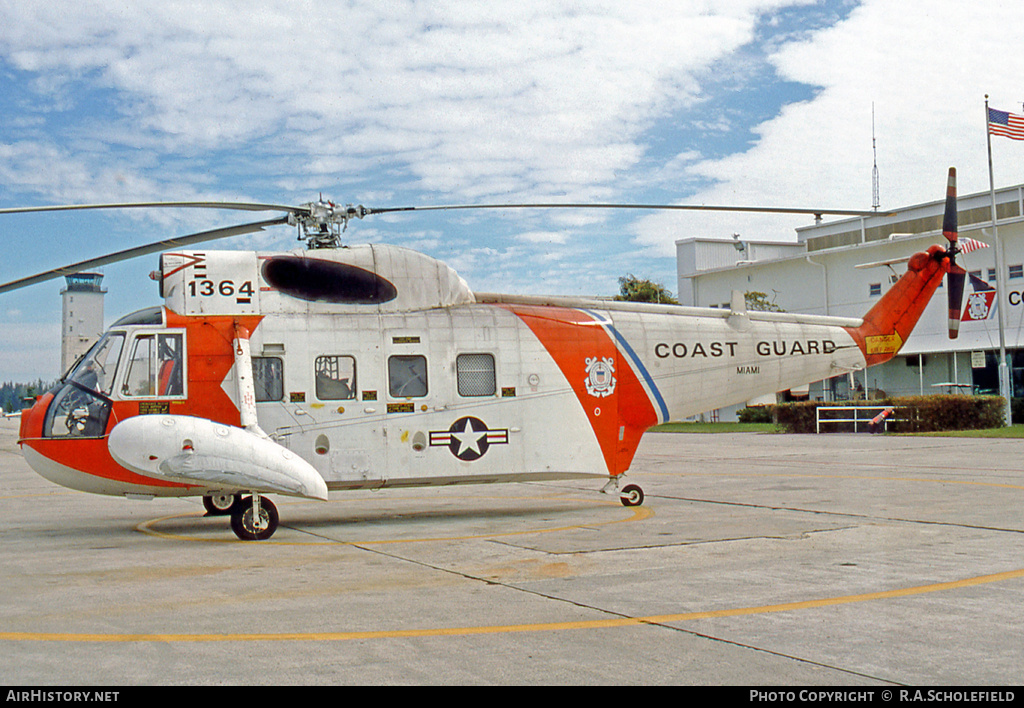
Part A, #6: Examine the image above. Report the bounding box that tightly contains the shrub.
[771,401,820,433]
[770,396,1005,434]
[737,406,773,424]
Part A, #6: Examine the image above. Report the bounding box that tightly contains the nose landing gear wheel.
[230,496,279,540]
[203,493,242,516]
[619,484,644,507]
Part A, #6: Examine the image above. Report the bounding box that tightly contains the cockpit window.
[67,332,125,397]
[44,384,112,438]
[42,332,124,438]
[122,332,185,397]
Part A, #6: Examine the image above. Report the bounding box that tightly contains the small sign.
[865,332,903,355]
[971,351,986,369]
[138,401,170,415]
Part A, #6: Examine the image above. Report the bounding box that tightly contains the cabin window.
[253,357,284,401]
[122,332,185,397]
[315,355,357,400]
[1010,264,1023,280]
[869,283,882,297]
[457,353,496,397]
[388,355,428,398]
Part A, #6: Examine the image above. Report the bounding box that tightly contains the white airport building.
[676,181,1024,420]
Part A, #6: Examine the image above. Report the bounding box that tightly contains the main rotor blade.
[0,216,289,295]
[365,203,887,219]
[0,201,305,216]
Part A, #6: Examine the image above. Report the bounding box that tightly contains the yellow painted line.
[3,568,1022,643]
[654,470,1024,491]
[136,498,654,545]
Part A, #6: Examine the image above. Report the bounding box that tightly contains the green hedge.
[737,405,773,424]
[768,395,1006,434]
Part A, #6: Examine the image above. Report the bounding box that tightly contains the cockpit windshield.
[65,332,125,397]
[43,332,125,438]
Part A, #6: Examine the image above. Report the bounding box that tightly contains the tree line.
[1,380,54,413]
[616,274,783,311]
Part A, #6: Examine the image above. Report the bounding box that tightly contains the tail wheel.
[203,493,242,516]
[230,496,279,541]
[620,484,644,507]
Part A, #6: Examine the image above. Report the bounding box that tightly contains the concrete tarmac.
[1,416,1022,686]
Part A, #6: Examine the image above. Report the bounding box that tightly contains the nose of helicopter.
[18,391,52,443]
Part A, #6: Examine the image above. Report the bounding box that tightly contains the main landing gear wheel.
[203,493,243,516]
[230,496,279,541]
[619,484,644,507]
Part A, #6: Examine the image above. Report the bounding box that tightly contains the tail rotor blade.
[947,265,966,339]
[941,167,964,339]
[942,167,958,245]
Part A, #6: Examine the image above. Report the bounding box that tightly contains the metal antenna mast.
[872,103,880,211]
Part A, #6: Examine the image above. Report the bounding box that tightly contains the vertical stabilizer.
[845,246,949,367]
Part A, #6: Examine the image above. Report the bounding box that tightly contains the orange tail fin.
[844,245,949,366]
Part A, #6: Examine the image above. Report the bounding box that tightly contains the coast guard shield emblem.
[584,356,616,398]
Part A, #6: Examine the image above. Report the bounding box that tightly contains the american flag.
[959,237,989,253]
[988,107,1024,140]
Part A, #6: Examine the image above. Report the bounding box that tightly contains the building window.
[315,355,356,400]
[253,357,284,402]
[989,268,997,283]
[869,283,882,297]
[457,353,496,397]
[389,355,428,398]
[1010,264,1023,280]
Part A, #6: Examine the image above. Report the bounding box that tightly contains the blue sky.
[2,0,1024,381]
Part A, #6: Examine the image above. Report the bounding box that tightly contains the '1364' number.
[188,279,255,298]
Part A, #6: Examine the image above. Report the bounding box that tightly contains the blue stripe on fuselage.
[581,309,669,423]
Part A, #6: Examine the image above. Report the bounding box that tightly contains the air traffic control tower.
[61,272,106,373]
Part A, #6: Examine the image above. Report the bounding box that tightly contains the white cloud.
[632,0,1024,257]
[0,0,802,205]
[514,230,570,245]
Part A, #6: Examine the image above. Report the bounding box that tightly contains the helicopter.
[3,169,967,540]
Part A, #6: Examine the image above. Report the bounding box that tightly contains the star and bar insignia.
[429,416,509,461]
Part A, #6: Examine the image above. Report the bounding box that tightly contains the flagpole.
[985,95,1013,425]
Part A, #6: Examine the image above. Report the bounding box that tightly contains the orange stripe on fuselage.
[503,306,657,476]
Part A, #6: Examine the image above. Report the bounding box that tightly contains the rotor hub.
[290,200,368,248]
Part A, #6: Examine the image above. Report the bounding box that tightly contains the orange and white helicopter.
[3,169,967,540]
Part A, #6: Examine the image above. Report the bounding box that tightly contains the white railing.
[815,405,906,434]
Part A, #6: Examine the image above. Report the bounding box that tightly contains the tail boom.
[845,245,949,366]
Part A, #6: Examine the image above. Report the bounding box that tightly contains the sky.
[2,0,1024,381]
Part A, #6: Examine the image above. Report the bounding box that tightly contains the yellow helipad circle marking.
[3,567,1022,643]
[135,495,653,544]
